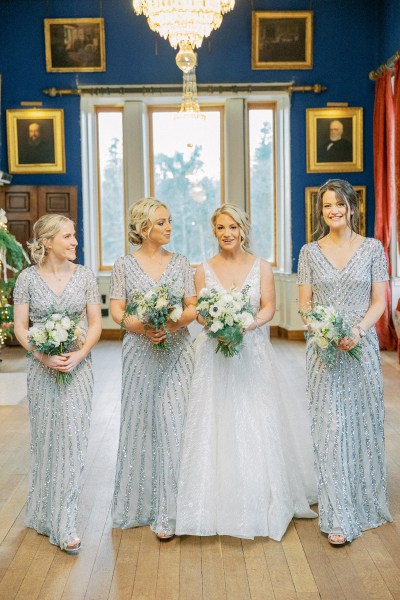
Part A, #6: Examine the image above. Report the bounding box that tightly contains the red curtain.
[394,58,400,250]
[394,58,400,360]
[373,70,398,350]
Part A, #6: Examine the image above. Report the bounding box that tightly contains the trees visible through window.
[97,108,125,269]
[248,103,276,263]
[149,107,223,264]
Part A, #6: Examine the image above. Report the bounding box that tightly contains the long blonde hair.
[27,214,74,265]
[211,204,251,252]
[128,197,169,245]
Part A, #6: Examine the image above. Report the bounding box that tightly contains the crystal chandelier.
[132,0,235,71]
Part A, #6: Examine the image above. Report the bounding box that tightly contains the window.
[248,103,276,264]
[82,91,291,273]
[149,106,223,264]
[96,107,125,269]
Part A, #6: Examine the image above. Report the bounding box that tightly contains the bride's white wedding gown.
[176,258,318,540]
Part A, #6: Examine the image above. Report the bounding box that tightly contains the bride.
[176,204,317,540]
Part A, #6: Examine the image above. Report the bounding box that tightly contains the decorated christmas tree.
[0,209,30,357]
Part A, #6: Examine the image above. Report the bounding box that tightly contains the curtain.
[394,58,400,250]
[394,58,400,360]
[373,70,398,350]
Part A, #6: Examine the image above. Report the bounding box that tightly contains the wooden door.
[0,185,38,251]
[0,185,78,252]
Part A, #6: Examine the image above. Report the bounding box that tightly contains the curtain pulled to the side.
[393,58,400,360]
[373,69,398,351]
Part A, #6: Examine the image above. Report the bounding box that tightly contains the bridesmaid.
[110,197,196,539]
[298,179,392,545]
[13,214,102,554]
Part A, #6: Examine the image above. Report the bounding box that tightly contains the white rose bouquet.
[196,286,255,357]
[27,311,86,385]
[122,283,183,350]
[299,303,362,366]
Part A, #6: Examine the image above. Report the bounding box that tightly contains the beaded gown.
[298,239,392,542]
[13,265,100,549]
[110,253,195,535]
[176,259,317,540]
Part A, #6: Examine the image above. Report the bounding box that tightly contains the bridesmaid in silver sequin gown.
[298,179,392,546]
[13,215,102,554]
[110,198,196,539]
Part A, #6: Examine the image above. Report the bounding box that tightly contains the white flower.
[45,320,55,331]
[29,326,47,344]
[225,315,234,326]
[51,313,63,321]
[54,324,69,342]
[239,312,254,329]
[210,320,224,332]
[61,316,71,329]
[155,296,168,310]
[315,336,329,349]
[210,304,222,317]
[144,290,155,300]
[169,305,183,322]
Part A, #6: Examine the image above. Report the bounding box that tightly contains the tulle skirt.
[176,328,318,541]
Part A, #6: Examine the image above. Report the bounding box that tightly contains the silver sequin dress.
[298,238,392,542]
[176,259,318,540]
[110,253,195,534]
[13,265,100,549]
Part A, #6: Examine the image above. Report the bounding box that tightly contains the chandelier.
[132,0,235,71]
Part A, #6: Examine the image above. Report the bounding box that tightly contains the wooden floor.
[0,339,399,600]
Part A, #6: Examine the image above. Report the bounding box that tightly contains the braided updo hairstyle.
[128,197,168,245]
[211,203,251,252]
[27,214,74,265]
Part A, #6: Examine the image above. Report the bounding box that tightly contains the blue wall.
[0,0,391,269]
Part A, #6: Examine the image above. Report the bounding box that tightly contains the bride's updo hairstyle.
[128,197,168,245]
[211,203,251,252]
[314,179,360,241]
[27,214,74,266]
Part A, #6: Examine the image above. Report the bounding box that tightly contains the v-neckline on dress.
[131,252,176,284]
[206,258,258,292]
[315,238,367,272]
[34,264,79,297]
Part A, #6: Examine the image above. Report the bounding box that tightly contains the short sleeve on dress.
[110,257,126,300]
[13,268,31,304]
[371,239,389,282]
[297,245,313,285]
[182,256,196,297]
[84,267,101,304]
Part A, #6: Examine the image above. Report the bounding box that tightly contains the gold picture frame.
[44,18,106,72]
[252,11,313,70]
[6,108,66,174]
[305,186,366,243]
[306,107,363,173]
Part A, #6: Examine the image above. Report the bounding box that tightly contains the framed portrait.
[44,18,106,72]
[6,108,66,174]
[252,11,313,70]
[305,186,366,243]
[306,107,363,173]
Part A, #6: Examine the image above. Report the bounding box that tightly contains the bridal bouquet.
[27,310,86,385]
[196,286,255,357]
[299,303,362,366]
[122,284,183,350]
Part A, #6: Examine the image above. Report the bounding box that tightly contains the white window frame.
[80,90,292,274]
